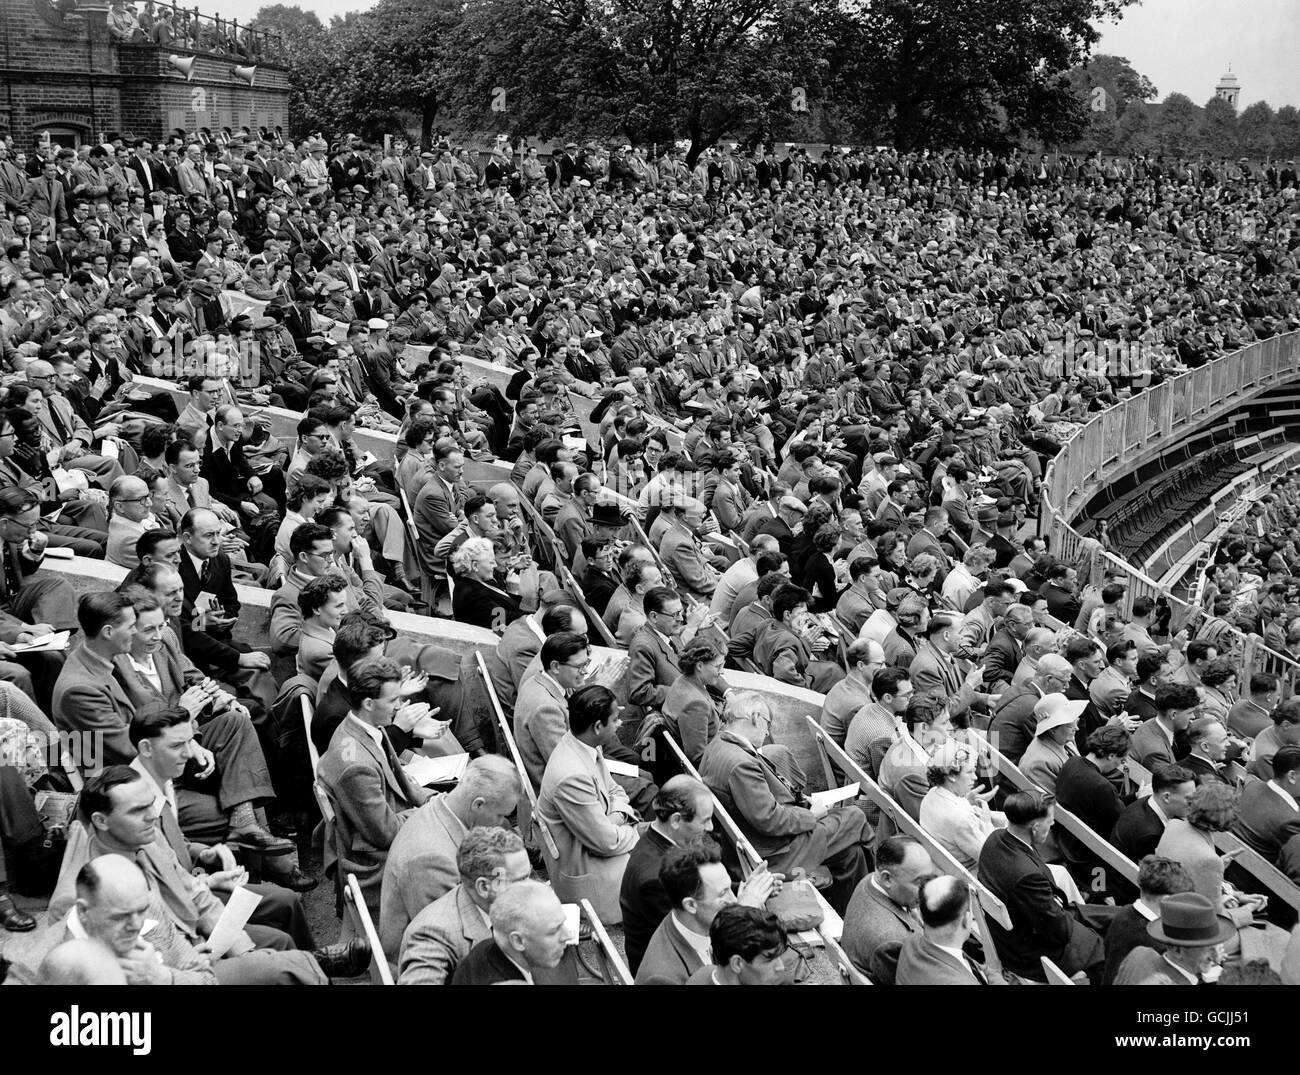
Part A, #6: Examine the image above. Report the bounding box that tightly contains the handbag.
[765,877,825,933]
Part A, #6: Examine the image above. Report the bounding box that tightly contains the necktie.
[48,398,70,444]
[200,559,212,587]
[965,955,987,984]
[186,485,196,509]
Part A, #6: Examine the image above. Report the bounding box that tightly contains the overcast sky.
[226,0,1298,110]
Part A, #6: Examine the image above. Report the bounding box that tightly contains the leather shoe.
[228,828,296,854]
[265,864,319,893]
[0,895,36,932]
[313,938,371,978]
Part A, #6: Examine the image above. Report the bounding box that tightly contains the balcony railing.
[1040,330,1300,688]
[105,2,284,61]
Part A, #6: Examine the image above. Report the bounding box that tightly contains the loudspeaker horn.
[232,65,257,86]
[167,54,196,81]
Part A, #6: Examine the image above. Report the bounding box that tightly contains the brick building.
[0,0,288,149]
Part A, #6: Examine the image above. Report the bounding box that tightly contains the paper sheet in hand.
[403,752,469,786]
[808,783,859,812]
[604,758,640,779]
[39,546,74,560]
[353,451,378,474]
[11,629,70,653]
[206,885,262,959]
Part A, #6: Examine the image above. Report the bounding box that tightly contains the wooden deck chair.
[558,563,618,648]
[579,898,633,985]
[805,715,1013,979]
[1041,955,1075,985]
[661,730,762,877]
[473,651,559,860]
[1213,831,1300,917]
[823,932,872,985]
[344,873,394,985]
[399,483,445,608]
[983,737,1139,886]
[302,695,321,779]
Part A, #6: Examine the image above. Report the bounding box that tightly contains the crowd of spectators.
[0,121,1298,986]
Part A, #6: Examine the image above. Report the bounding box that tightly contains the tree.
[254,0,461,145]
[1274,105,1300,160]
[1237,101,1275,161]
[440,0,842,163]
[1198,96,1237,158]
[1114,101,1155,156]
[836,0,1139,151]
[1067,54,1157,118]
[1154,93,1198,157]
[251,4,334,137]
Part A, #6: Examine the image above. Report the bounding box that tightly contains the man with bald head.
[660,495,725,598]
[106,475,161,568]
[10,854,218,984]
[37,939,128,985]
[822,638,887,748]
[711,531,780,619]
[378,755,523,969]
[1011,627,1059,688]
[451,879,570,984]
[26,358,125,490]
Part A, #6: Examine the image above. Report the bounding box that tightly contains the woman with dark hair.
[661,640,727,766]
[798,521,845,614]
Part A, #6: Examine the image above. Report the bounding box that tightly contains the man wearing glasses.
[105,475,161,568]
[25,358,125,491]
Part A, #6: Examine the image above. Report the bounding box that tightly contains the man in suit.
[1129,683,1198,770]
[981,603,1033,689]
[483,597,579,718]
[841,836,934,983]
[270,521,383,655]
[398,826,532,985]
[627,586,685,713]
[1232,746,1300,882]
[378,756,520,971]
[1101,855,1193,985]
[53,592,140,772]
[659,497,724,599]
[897,874,990,985]
[1113,892,1234,985]
[820,639,885,749]
[635,840,775,984]
[176,508,275,708]
[451,879,570,985]
[910,613,994,720]
[49,768,334,985]
[700,698,871,913]
[413,442,467,566]
[904,507,953,582]
[201,404,279,533]
[6,854,218,985]
[23,158,67,228]
[536,686,642,924]
[1110,764,1196,863]
[619,776,718,974]
[516,631,590,788]
[316,656,432,917]
[1178,717,1233,787]
[836,558,885,635]
[977,790,1107,983]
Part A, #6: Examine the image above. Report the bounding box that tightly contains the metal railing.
[1039,330,1300,687]
[108,3,284,60]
